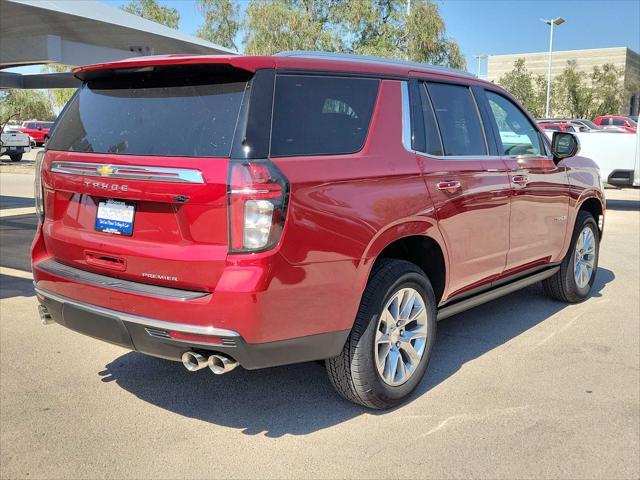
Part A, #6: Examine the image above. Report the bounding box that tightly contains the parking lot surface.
[1,167,638,479]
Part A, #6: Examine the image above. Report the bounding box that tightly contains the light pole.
[541,17,565,118]
[474,54,488,79]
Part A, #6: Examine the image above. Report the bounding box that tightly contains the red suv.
[593,115,637,133]
[20,120,54,145]
[32,52,605,409]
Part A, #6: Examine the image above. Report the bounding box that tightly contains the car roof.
[72,51,494,87]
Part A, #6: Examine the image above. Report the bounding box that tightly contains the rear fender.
[356,219,449,293]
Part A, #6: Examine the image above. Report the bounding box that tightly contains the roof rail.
[275,50,474,78]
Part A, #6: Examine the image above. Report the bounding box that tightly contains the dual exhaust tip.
[181,351,238,375]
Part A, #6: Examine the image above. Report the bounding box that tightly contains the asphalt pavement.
[0,166,638,479]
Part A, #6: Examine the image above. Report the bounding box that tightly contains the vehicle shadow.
[0,274,35,299]
[0,195,34,209]
[102,268,614,437]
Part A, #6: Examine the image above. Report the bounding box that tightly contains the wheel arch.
[358,220,448,305]
[577,195,604,232]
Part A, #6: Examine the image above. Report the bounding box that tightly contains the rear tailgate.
[1,131,30,147]
[39,64,252,293]
[41,151,229,292]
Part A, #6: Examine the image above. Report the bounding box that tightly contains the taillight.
[228,160,289,253]
[34,150,45,222]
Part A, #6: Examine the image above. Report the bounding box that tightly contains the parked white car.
[545,128,640,187]
[0,126,31,162]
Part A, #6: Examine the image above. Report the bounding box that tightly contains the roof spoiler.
[73,55,257,81]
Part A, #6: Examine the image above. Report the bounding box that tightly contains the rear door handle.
[436,180,461,193]
[512,175,528,187]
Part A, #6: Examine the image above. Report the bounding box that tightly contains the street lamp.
[474,54,488,79]
[541,17,565,117]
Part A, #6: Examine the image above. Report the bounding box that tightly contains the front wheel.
[326,259,437,409]
[543,211,600,303]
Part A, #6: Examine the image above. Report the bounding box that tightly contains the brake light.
[228,161,289,252]
[34,150,45,222]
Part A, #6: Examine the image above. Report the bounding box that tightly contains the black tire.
[543,211,599,303]
[9,154,22,162]
[326,259,437,409]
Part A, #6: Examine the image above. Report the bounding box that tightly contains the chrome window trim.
[401,81,413,151]
[35,287,240,337]
[50,162,205,184]
[401,80,501,161]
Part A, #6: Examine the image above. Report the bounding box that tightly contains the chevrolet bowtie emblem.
[96,165,114,177]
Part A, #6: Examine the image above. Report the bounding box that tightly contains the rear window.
[48,72,248,157]
[270,75,379,157]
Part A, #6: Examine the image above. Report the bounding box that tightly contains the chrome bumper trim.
[35,287,240,337]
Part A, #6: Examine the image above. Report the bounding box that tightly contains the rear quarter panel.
[270,79,442,334]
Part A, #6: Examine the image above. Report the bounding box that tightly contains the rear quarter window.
[270,75,379,157]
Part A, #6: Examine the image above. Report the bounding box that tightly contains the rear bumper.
[1,145,29,155]
[36,286,349,369]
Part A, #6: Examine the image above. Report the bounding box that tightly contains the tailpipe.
[181,351,209,372]
[39,304,54,325]
[208,354,238,375]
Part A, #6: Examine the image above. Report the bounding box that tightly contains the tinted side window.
[418,83,444,156]
[611,118,625,126]
[426,83,487,156]
[270,75,379,157]
[599,118,609,125]
[486,91,542,156]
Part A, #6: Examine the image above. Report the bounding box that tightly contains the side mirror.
[551,132,579,163]
[579,126,589,132]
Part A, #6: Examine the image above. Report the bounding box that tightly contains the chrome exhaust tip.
[39,304,54,325]
[181,351,209,372]
[208,354,239,375]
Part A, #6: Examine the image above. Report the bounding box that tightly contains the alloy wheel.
[374,288,429,386]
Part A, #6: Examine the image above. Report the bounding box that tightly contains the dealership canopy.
[0,0,237,89]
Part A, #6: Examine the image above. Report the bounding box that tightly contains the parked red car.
[538,122,577,133]
[32,52,605,408]
[20,120,54,145]
[593,115,637,133]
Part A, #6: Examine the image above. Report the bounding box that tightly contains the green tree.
[406,1,465,69]
[553,60,593,118]
[590,63,625,117]
[240,0,465,68]
[243,0,340,55]
[0,90,55,122]
[497,58,546,117]
[121,0,179,28]
[196,0,240,50]
[331,0,465,68]
[40,64,76,112]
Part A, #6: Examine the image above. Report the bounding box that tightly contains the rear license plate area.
[95,199,135,236]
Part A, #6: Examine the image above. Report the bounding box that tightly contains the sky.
[9,0,640,76]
